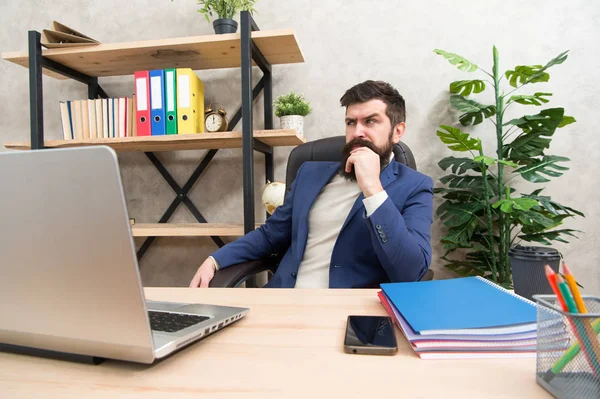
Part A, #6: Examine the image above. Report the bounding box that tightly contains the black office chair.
[209,136,434,287]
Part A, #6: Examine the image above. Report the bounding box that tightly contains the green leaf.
[438,156,480,174]
[519,229,581,245]
[492,198,539,213]
[504,108,565,161]
[508,92,552,106]
[436,125,482,151]
[434,49,478,72]
[518,211,556,228]
[473,155,496,166]
[497,159,519,168]
[435,188,483,202]
[440,174,497,192]
[450,95,496,126]
[504,51,569,88]
[558,115,576,128]
[505,65,549,88]
[521,191,585,217]
[514,155,570,183]
[449,80,486,96]
[437,201,484,228]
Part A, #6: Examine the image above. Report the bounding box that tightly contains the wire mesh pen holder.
[533,295,600,399]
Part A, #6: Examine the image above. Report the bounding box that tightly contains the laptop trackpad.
[145,300,191,312]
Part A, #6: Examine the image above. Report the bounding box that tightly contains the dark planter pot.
[508,245,561,301]
[213,18,238,34]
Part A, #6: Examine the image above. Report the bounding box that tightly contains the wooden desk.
[0,288,550,398]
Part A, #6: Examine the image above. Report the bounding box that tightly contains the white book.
[118,97,126,138]
[95,99,103,139]
[59,101,72,140]
[88,99,97,139]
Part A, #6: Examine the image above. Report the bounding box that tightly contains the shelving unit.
[4,129,304,152]
[2,12,305,263]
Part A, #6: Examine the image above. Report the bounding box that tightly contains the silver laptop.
[0,146,248,364]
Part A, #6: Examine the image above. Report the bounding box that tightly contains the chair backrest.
[285,136,416,190]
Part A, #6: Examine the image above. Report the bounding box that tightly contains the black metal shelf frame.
[27,11,273,262]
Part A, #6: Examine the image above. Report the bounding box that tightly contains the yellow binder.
[176,68,205,134]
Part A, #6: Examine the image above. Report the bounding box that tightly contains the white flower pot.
[279,115,304,134]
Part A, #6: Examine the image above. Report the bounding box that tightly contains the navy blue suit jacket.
[212,160,434,288]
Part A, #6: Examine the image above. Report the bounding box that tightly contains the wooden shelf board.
[131,223,262,237]
[4,129,306,152]
[1,29,304,80]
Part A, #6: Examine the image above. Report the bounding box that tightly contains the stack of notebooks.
[378,276,559,359]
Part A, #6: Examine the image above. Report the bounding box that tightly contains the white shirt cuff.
[208,256,220,271]
[363,190,388,218]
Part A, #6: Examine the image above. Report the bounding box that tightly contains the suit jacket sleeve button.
[291,272,297,278]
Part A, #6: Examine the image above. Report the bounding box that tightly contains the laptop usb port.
[204,328,210,335]
[218,323,223,329]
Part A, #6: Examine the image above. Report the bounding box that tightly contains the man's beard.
[338,135,394,181]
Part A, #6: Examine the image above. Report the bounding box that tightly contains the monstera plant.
[433,47,584,287]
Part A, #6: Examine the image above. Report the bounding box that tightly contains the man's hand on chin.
[344,146,384,197]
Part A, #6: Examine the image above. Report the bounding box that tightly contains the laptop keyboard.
[148,311,209,333]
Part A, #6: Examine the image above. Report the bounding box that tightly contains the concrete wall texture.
[1,0,598,294]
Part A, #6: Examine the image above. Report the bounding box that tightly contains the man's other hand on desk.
[189,258,217,288]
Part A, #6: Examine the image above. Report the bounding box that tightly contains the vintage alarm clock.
[204,103,229,132]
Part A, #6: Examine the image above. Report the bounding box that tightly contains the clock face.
[206,114,223,132]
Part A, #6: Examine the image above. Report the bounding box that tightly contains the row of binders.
[58,68,205,140]
[134,68,205,136]
[59,97,135,140]
[378,276,554,359]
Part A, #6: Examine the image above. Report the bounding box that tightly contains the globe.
[261,181,286,215]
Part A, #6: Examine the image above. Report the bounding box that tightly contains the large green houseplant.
[433,47,584,287]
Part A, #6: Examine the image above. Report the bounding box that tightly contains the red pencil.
[544,265,568,310]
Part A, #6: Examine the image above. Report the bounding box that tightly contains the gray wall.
[1,0,598,294]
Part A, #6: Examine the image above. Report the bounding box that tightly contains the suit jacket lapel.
[339,161,400,232]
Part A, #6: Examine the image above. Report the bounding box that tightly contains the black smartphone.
[343,315,398,355]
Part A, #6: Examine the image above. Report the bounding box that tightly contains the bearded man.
[190,80,434,289]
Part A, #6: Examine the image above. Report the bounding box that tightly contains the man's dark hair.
[340,80,406,127]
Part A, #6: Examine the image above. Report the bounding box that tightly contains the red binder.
[134,70,151,136]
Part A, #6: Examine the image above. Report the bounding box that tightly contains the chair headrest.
[285,136,416,189]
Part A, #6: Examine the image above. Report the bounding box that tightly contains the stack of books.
[59,97,134,140]
[378,276,564,359]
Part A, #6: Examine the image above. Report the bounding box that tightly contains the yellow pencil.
[563,263,587,313]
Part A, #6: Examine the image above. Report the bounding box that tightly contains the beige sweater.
[295,174,388,288]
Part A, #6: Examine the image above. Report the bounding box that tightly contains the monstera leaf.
[519,229,581,245]
[508,92,552,106]
[450,95,496,126]
[522,189,584,217]
[438,156,480,174]
[504,108,565,161]
[514,155,570,183]
[437,201,484,228]
[504,51,568,88]
[436,125,482,151]
[434,49,478,72]
[450,80,486,96]
[492,197,539,213]
[439,174,497,192]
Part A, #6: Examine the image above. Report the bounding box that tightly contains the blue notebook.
[380,276,537,336]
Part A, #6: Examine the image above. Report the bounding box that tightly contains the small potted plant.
[273,91,311,135]
[197,0,258,34]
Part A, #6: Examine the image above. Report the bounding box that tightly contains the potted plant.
[433,46,584,291]
[274,91,311,135]
[175,0,258,34]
